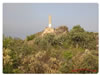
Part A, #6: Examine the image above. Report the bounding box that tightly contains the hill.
[3,25,98,73]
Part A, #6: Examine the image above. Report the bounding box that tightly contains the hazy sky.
[3,3,98,39]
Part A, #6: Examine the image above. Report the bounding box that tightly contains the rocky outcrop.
[41,26,68,36]
[55,26,68,35]
[41,27,55,36]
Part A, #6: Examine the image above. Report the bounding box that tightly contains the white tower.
[48,16,52,28]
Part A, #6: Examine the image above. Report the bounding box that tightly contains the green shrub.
[27,34,36,41]
[3,37,13,48]
[63,50,73,60]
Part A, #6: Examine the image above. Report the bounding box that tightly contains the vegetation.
[27,34,36,41]
[3,25,98,73]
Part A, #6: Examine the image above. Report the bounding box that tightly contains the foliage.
[3,48,13,73]
[68,25,97,49]
[3,36,13,48]
[63,50,73,60]
[60,49,98,73]
[3,25,98,73]
[27,34,36,41]
[34,34,60,49]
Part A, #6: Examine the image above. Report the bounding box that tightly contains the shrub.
[60,50,98,73]
[3,36,13,48]
[27,34,36,41]
[3,48,13,73]
[63,50,73,60]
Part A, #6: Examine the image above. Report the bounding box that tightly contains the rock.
[41,26,68,36]
[41,27,55,36]
[55,26,68,35]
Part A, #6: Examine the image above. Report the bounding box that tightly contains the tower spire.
[48,16,52,27]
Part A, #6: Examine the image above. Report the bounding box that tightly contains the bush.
[3,48,13,73]
[34,34,57,49]
[18,51,62,73]
[63,50,73,60]
[3,36,13,48]
[60,50,98,73]
[68,25,97,49]
[27,34,36,41]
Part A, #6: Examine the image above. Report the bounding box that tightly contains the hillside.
[3,25,98,73]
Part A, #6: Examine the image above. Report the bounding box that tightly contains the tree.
[68,25,86,48]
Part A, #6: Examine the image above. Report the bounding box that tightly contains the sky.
[3,3,98,39]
